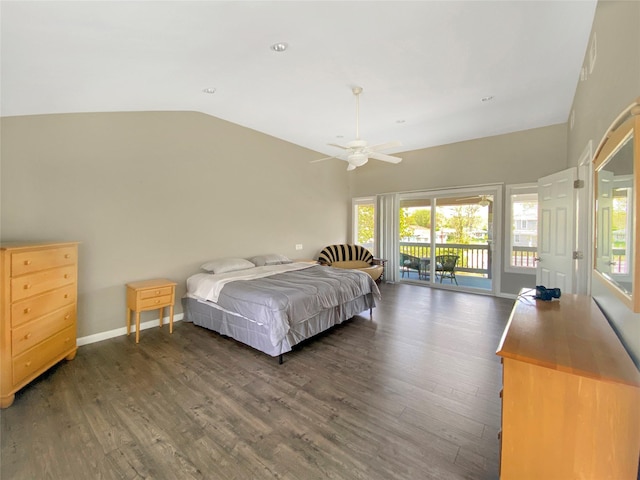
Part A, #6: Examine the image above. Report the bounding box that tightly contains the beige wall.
[349,123,568,295]
[0,111,350,337]
[568,0,640,365]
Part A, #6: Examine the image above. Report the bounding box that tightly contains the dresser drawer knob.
[64,274,70,279]
[64,337,70,343]
[65,314,70,320]
[24,260,32,266]
[23,284,31,290]
[155,299,160,304]
[25,361,31,367]
[64,254,71,259]
[155,290,160,294]
[24,333,32,340]
[64,294,69,299]
[23,307,31,314]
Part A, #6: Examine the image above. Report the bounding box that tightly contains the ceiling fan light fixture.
[348,152,368,167]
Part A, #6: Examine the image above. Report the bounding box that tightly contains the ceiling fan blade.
[327,143,350,150]
[346,164,357,171]
[368,140,402,152]
[368,152,402,164]
[310,155,339,164]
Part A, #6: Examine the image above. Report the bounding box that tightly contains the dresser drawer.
[11,265,76,302]
[139,294,173,310]
[11,246,77,277]
[12,306,75,356]
[139,286,173,300]
[12,325,76,386]
[11,284,76,327]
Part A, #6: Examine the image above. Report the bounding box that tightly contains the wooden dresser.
[496,291,640,479]
[0,242,79,408]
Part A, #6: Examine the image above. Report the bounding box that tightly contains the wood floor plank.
[1,283,513,479]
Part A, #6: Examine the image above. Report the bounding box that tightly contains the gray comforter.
[215,265,380,346]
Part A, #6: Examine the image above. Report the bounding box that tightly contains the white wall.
[1,111,350,337]
[567,0,640,366]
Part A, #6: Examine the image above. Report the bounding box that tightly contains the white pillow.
[201,257,255,274]
[249,253,292,267]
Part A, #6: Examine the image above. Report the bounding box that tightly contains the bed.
[183,261,380,363]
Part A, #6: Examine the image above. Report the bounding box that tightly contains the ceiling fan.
[310,86,402,171]
[457,195,493,207]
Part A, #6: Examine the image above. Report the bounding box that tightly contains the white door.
[537,168,577,293]
[595,169,614,273]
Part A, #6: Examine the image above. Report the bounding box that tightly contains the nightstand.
[126,278,177,343]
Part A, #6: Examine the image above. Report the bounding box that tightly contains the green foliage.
[356,205,375,244]
[399,208,415,239]
[410,209,431,227]
[443,205,483,244]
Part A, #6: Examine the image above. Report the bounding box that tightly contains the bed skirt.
[182,293,375,357]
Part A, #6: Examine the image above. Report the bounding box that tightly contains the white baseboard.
[76,313,184,347]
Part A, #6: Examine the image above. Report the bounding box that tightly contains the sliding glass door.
[397,186,501,293]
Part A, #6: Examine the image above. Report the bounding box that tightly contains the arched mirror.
[593,107,640,311]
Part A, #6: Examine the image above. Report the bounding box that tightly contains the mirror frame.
[593,112,640,312]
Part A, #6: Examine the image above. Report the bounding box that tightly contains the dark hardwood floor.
[0,283,514,480]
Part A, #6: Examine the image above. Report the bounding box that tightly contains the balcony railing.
[611,247,627,274]
[399,242,539,278]
[400,242,491,277]
[511,246,537,267]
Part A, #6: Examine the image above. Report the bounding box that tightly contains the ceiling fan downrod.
[353,86,363,141]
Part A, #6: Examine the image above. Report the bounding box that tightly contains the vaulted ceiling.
[1,1,597,159]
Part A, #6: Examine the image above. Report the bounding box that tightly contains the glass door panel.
[399,199,432,282]
[434,195,493,291]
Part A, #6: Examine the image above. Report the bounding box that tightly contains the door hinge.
[574,179,585,189]
[573,251,584,260]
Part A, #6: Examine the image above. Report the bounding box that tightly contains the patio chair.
[400,252,422,278]
[435,254,459,285]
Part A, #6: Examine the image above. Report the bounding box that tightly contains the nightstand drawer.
[12,306,75,356]
[11,265,76,302]
[11,284,76,327]
[139,294,173,309]
[12,325,76,386]
[11,246,77,277]
[140,286,173,300]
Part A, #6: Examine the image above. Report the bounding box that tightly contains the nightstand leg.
[135,311,140,344]
[159,307,164,328]
[126,307,131,335]
[169,303,174,334]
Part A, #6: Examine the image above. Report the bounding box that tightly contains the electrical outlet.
[295,244,303,250]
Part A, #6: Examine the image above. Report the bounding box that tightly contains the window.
[506,184,538,272]
[352,197,376,255]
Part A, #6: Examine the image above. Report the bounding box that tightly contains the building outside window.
[506,184,538,271]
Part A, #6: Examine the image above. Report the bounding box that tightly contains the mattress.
[183,263,379,357]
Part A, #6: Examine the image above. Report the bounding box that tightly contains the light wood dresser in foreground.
[497,291,640,479]
[0,242,79,408]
